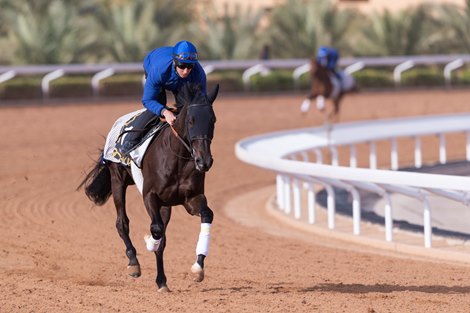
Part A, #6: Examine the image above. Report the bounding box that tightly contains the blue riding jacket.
[142,46,207,116]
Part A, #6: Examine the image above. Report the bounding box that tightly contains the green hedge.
[1,67,469,101]
[50,75,93,98]
[402,67,445,86]
[353,69,394,88]
[0,77,42,100]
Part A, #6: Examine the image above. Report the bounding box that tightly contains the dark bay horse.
[78,83,219,292]
[301,58,357,125]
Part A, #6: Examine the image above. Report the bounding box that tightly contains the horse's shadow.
[300,283,470,294]
[202,283,470,295]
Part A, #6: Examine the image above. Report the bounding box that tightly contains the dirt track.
[2,89,470,312]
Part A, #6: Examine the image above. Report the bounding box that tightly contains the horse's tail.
[77,152,112,206]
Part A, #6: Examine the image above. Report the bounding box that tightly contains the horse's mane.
[174,83,206,111]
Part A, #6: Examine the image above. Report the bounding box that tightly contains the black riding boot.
[120,109,158,154]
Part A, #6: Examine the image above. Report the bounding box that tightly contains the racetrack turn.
[2,90,470,312]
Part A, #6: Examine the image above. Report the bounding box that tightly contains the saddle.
[105,110,169,167]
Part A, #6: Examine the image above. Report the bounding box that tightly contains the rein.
[169,124,194,158]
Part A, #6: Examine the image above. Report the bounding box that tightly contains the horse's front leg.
[300,93,315,113]
[144,193,170,292]
[184,195,214,283]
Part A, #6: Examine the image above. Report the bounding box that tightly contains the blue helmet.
[173,40,198,64]
[317,46,330,58]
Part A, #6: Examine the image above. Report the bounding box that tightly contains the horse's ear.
[207,84,219,104]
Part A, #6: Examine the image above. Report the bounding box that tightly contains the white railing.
[1,54,470,98]
[235,113,470,248]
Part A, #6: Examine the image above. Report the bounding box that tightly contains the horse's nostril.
[194,156,213,172]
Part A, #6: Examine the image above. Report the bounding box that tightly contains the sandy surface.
[2,89,470,312]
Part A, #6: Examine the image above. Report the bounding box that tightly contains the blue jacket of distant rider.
[142,46,207,116]
[317,46,339,71]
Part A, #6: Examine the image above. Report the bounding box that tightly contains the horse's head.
[174,83,219,172]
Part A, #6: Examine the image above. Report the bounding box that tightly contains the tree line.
[1,0,469,65]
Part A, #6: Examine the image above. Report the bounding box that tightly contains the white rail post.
[391,137,399,170]
[92,68,115,96]
[393,60,414,87]
[414,136,422,168]
[293,179,302,219]
[325,184,336,230]
[423,196,432,248]
[313,148,323,164]
[467,131,470,161]
[307,183,316,224]
[369,141,377,169]
[344,61,365,75]
[292,63,311,89]
[444,58,464,87]
[0,70,16,84]
[283,176,292,214]
[276,174,284,209]
[439,133,446,164]
[349,144,357,168]
[242,64,270,90]
[41,69,65,99]
[350,187,361,235]
[203,64,215,75]
[330,146,339,166]
[383,192,393,242]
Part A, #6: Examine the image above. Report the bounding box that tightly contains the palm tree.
[434,0,470,54]
[88,0,195,62]
[1,0,94,64]
[0,0,13,64]
[355,4,438,56]
[265,0,364,58]
[190,2,266,60]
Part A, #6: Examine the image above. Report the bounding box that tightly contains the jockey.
[316,46,341,81]
[120,40,207,155]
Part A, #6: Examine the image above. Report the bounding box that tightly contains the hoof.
[127,264,141,278]
[157,286,171,293]
[191,262,204,282]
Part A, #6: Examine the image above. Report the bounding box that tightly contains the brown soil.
[2,89,470,312]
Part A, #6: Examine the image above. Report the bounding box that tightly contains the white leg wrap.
[316,95,325,110]
[195,223,211,256]
[300,99,311,113]
[144,234,162,252]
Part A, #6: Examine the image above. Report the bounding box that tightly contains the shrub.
[402,67,444,86]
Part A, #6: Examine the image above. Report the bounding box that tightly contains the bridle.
[169,103,214,159]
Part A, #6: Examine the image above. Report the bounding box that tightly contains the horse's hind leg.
[110,165,141,278]
[156,206,171,292]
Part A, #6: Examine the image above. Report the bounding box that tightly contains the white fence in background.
[235,113,470,248]
[1,54,470,98]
